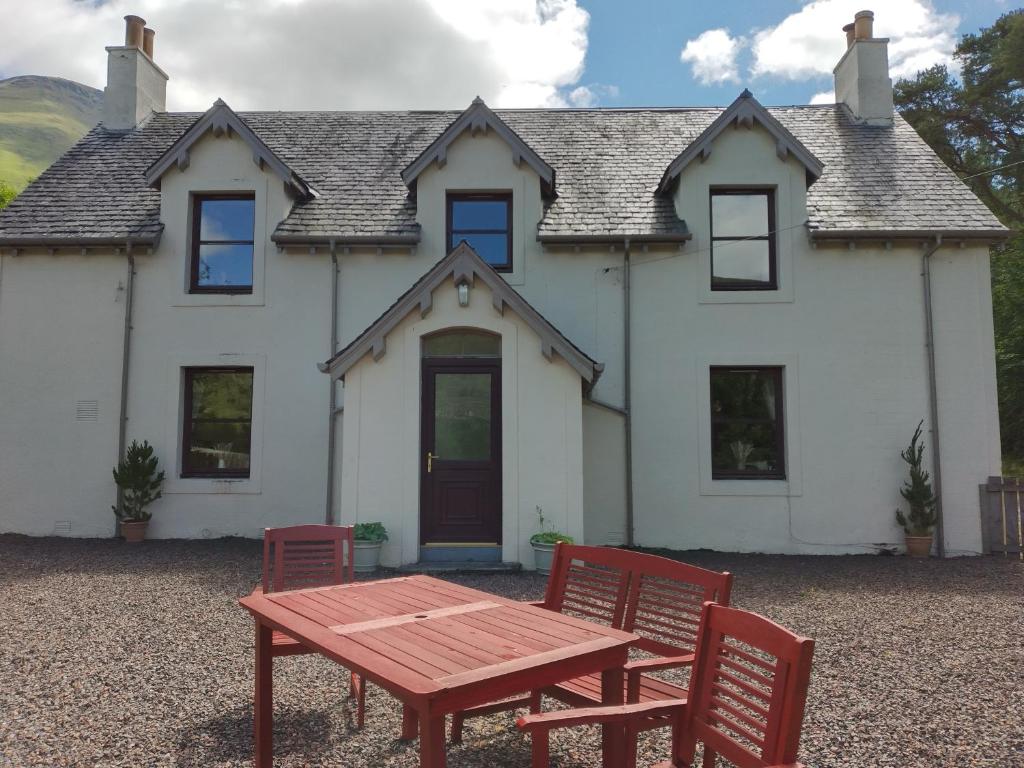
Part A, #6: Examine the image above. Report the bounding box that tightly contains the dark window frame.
[181,366,254,479]
[446,192,513,272]
[710,366,786,480]
[709,188,777,291]
[189,193,255,295]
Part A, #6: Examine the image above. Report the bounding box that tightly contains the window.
[190,194,255,293]
[710,190,776,290]
[182,367,254,478]
[447,193,512,271]
[710,367,785,479]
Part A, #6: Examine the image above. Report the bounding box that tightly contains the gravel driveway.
[1,535,1021,767]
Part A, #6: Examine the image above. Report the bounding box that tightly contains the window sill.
[164,476,262,495]
[699,289,792,305]
[173,293,265,308]
[699,478,794,497]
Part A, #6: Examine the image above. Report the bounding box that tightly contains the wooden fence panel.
[980,476,1024,556]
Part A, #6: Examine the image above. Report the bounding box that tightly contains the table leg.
[401,704,419,740]
[255,620,273,768]
[418,711,446,768]
[601,666,625,767]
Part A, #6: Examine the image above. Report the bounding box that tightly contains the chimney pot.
[843,23,855,48]
[143,28,155,59]
[854,10,874,40]
[124,15,146,49]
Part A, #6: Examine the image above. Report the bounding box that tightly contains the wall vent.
[54,521,72,534]
[75,400,99,421]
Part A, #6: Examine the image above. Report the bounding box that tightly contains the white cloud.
[809,90,835,104]
[679,28,745,85]
[0,0,594,110]
[566,83,619,107]
[751,0,959,82]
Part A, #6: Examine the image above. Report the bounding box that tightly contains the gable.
[320,242,602,385]
[658,91,824,193]
[401,98,555,198]
[144,100,316,200]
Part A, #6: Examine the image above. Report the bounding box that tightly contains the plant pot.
[905,534,933,558]
[531,541,557,575]
[353,540,383,573]
[121,521,148,543]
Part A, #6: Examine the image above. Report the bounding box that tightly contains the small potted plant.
[530,506,573,575]
[353,522,388,573]
[895,421,938,558]
[112,440,165,543]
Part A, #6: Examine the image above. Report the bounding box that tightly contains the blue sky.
[578,0,1014,107]
[0,0,1016,111]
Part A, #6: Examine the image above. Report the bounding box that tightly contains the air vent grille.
[75,400,99,422]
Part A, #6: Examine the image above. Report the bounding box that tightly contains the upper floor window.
[191,194,255,294]
[710,190,776,291]
[710,366,785,480]
[181,367,254,478]
[447,193,512,272]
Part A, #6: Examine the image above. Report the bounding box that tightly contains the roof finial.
[472,95,485,105]
[740,88,753,99]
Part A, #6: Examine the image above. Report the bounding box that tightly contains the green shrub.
[895,421,938,536]
[530,505,573,546]
[354,522,388,542]
[112,441,165,522]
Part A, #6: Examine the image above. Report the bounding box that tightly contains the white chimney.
[833,10,893,126]
[103,15,168,131]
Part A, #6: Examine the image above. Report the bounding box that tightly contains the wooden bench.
[449,543,732,742]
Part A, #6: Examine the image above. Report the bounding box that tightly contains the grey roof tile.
[0,104,1007,245]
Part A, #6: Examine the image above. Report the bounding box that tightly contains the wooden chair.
[449,545,732,743]
[516,602,816,768]
[261,524,367,727]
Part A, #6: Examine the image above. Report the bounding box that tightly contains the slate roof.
[0,103,1008,246]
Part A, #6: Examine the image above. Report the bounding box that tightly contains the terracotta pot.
[904,534,933,558]
[121,521,148,543]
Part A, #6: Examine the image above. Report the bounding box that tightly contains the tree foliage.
[895,421,938,536]
[0,179,15,210]
[112,441,165,522]
[895,10,1024,463]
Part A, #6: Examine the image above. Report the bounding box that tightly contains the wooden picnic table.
[239,574,638,767]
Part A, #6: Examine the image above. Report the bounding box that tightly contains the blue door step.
[397,561,523,574]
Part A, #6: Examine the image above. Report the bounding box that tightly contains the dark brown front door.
[420,359,502,545]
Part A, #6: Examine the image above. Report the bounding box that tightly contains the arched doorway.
[419,329,502,560]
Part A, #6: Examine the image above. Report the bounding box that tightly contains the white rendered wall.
[627,123,1000,554]
[339,276,585,569]
[124,133,332,538]
[0,251,126,536]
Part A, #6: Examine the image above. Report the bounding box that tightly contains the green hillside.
[0,75,102,192]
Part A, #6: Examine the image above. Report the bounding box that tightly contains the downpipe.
[623,239,635,547]
[325,241,340,525]
[922,235,946,557]
[115,245,136,533]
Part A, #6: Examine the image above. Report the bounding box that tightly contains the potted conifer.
[353,522,388,573]
[530,506,573,575]
[895,421,938,558]
[112,440,165,543]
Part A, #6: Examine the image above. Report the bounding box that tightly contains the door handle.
[427,451,441,473]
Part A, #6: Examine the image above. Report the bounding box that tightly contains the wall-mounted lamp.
[457,282,470,307]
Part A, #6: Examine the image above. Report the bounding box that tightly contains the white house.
[0,12,1007,566]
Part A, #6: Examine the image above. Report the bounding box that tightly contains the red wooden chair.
[261,524,367,727]
[516,602,816,768]
[449,545,732,743]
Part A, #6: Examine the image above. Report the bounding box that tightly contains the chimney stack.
[833,9,893,126]
[102,15,168,131]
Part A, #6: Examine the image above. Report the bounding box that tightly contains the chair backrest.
[621,552,733,658]
[541,544,633,628]
[262,524,355,593]
[685,602,815,768]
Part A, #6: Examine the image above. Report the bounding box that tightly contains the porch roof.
[318,242,604,386]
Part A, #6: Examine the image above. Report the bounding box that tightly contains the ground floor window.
[181,367,254,478]
[710,366,785,479]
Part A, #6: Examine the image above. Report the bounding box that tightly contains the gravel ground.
[0,536,1021,768]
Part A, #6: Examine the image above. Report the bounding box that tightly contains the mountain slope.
[0,75,102,191]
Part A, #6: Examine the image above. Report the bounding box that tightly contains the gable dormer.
[401,97,555,199]
[661,91,823,303]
